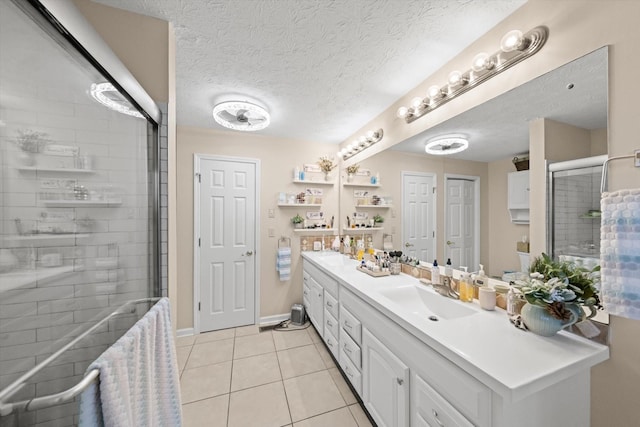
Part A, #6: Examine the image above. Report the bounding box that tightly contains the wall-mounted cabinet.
[507,170,529,224]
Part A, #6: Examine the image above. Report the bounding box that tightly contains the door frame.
[193,154,261,335]
[400,171,437,260]
[444,173,480,270]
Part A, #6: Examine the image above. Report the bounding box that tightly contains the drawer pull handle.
[327,340,334,348]
[344,321,352,329]
[327,320,333,327]
[318,293,322,298]
[344,345,352,354]
[345,367,353,377]
[303,290,308,295]
[432,410,445,427]
[326,301,333,308]
[396,378,404,385]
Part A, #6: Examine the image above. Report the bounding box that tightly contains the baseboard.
[259,313,290,327]
[177,327,194,337]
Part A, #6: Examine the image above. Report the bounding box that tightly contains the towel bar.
[0,297,161,416]
[601,153,638,193]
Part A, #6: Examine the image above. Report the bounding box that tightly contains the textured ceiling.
[93,0,526,144]
[391,47,608,162]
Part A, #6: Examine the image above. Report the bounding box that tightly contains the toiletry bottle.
[299,169,305,181]
[294,166,300,180]
[459,267,473,302]
[431,259,440,285]
[472,263,487,299]
[444,258,453,290]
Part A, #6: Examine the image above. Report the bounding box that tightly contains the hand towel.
[277,247,291,281]
[600,188,640,320]
[78,298,182,426]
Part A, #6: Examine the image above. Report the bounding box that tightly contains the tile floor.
[176,324,374,427]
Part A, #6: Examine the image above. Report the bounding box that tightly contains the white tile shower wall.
[1,79,154,425]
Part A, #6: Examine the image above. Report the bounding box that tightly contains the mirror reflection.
[339,47,608,281]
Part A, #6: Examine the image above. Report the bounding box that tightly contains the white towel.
[78,298,182,426]
[277,247,292,281]
[600,188,640,320]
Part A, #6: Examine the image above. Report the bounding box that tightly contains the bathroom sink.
[314,252,348,266]
[379,285,477,320]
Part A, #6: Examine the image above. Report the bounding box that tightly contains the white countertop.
[302,251,609,402]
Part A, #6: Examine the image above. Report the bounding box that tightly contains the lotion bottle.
[431,259,440,285]
[459,267,473,302]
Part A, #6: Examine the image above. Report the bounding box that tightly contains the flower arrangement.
[514,253,601,320]
[346,164,360,175]
[291,214,304,225]
[373,214,384,224]
[14,129,50,153]
[317,156,336,173]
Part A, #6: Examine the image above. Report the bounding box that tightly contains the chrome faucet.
[421,277,459,299]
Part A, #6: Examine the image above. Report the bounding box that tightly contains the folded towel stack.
[277,246,291,281]
[600,188,640,320]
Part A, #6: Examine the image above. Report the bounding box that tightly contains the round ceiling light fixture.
[212,101,270,132]
[90,82,144,118]
[425,135,469,156]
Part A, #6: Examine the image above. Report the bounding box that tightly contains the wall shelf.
[5,233,89,242]
[343,227,383,231]
[354,205,392,209]
[293,228,336,234]
[278,203,322,207]
[292,179,334,185]
[18,166,94,174]
[0,265,75,292]
[343,183,380,188]
[43,200,122,207]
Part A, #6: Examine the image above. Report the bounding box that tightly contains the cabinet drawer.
[324,309,339,340]
[324,292,339,319]
[339,304,362,344]
[340,348,362,397]
[339,327,361,370]
[324,327,339,359]
[304,260,338,298]
[413,373,473,427]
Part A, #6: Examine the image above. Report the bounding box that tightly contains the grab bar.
[0,297,161,416]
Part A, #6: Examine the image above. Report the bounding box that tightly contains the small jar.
[494,284,510,310]
[507,286,526,316]
[479,287,496,311]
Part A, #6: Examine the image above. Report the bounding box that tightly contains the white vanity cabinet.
[303,260,339,354]
[362,328,410,427]
[507,170,530,224]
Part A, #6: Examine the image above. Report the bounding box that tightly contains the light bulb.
[337,150,343,158]
[359,136,367,147]
[397,106,408,118]
[471,53,493,72]
[411,97,424,109]
[447,70,464,88]
[347,143,356,153]
[366,130,375,140]
[428,85,442,100]
[500,30,524,52]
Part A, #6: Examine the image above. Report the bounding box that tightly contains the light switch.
[268,208,275,218]
[268,228,275,237]
[635,149,640,167]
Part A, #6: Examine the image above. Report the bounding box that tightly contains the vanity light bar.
[337,128,384,160]
[398,26,548,124]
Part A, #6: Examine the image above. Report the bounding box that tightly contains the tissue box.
[517,242,530,253]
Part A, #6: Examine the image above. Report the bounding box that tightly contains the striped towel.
[78,298,182,426]
[277,247,291,281]
[600,188,640,320]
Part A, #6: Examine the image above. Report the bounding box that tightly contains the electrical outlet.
[268,228,275,237]
[268,209,275,218]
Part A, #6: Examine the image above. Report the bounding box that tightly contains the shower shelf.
[0,265,75,292]
[18,166,94,174]
[43,200,122,207]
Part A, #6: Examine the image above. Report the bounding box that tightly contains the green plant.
[346,164,359,174]
[514,253,601,320]
[373,214,384,223]
[317,156,336,173]
[291,214,304,224]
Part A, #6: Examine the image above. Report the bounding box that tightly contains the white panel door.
[362,328,410,427]
[445,178,476,270]
[402,173,435,261]
[199,158,256,331]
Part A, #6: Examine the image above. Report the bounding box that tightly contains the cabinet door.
[308,276,324,336]
[362,328,409,427]
[412,372,474,427]
[508,171,530,209]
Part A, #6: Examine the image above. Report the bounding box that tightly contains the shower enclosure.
[548,155,607,267]
[0,1,161,425]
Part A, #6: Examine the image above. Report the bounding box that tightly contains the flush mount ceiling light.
[212,101,270,132]
[90,82,144,118]
[337,129,384,160]
[397,26,548,124]
[425,136,469,156]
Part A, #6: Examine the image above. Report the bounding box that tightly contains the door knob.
[245,250,253,256]
[446,240,454,246]
[404,242,414,248]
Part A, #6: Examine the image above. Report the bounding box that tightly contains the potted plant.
[373,214,384,225]
[513,253,601,336]
[291,214,304,229]
[346,164,359,182]
[317,156,336,181]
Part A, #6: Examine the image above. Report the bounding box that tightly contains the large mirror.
[339,47,608,282]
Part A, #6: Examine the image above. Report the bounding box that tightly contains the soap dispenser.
[459,267,473,302]
[474,264,487,287]
[431,259,440,285]
[443,258,453,290]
